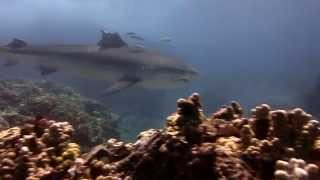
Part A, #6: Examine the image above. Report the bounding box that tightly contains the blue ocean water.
[0,0,319,138]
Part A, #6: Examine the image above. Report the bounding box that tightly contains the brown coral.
[165,92,206,144]
[275,158,319,180]
[250,104,270,139]
[211,101,243,121]
[0,118,78,179]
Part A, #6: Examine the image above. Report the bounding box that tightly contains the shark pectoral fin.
[37,64,59,76]
[101,79,139,95]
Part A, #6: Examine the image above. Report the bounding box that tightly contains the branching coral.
[165,92,206,143]
[0,118,79,179]
[275,158,319,180]
[250,104,270,139]
[212,101,243,121]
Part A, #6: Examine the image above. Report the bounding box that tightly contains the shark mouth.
[175,78,190,83]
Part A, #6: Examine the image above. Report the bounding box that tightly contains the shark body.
[0,31,198,95]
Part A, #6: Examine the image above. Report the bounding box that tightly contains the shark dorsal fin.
[97,30,127,49]
[6,38,27,49]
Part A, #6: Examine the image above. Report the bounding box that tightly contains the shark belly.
[0,52,124,82]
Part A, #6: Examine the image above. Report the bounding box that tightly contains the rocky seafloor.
[0,92,319,180]
[0,80,120,149]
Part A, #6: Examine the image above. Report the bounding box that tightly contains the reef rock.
[0,80,119,149]
[0,92,319,179]
[46,92,257,179]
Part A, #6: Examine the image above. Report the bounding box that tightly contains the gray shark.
[0,31,198,95]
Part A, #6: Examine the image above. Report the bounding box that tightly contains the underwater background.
[0,0,320,140]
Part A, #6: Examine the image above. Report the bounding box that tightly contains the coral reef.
[0,92,319,179]
[0,80,119,149]
[0,118,75,179]
[274,158,319,180]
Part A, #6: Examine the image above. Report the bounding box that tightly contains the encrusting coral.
[0,92,319,179]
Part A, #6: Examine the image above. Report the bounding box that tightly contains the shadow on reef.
[0,80,120,149]
[0,93,319,179]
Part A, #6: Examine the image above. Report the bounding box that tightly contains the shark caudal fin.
[97,30,127,49]
[6,38,27,49]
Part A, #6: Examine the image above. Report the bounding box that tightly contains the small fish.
[0,30,198,95]
[134,43,145,49]
[160,36,172,42]
[126,32,136,36]
[128,35,144,41]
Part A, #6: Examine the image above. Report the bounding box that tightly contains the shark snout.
[186,66,199,80]
[175,67,199,83]
[189,67,199,77]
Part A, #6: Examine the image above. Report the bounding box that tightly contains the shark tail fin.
[6,38,27,49]
[97,30,127,49]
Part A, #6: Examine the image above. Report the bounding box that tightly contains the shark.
[0,31,198,95]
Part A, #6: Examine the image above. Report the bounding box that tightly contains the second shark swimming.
[0,31,198,95]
